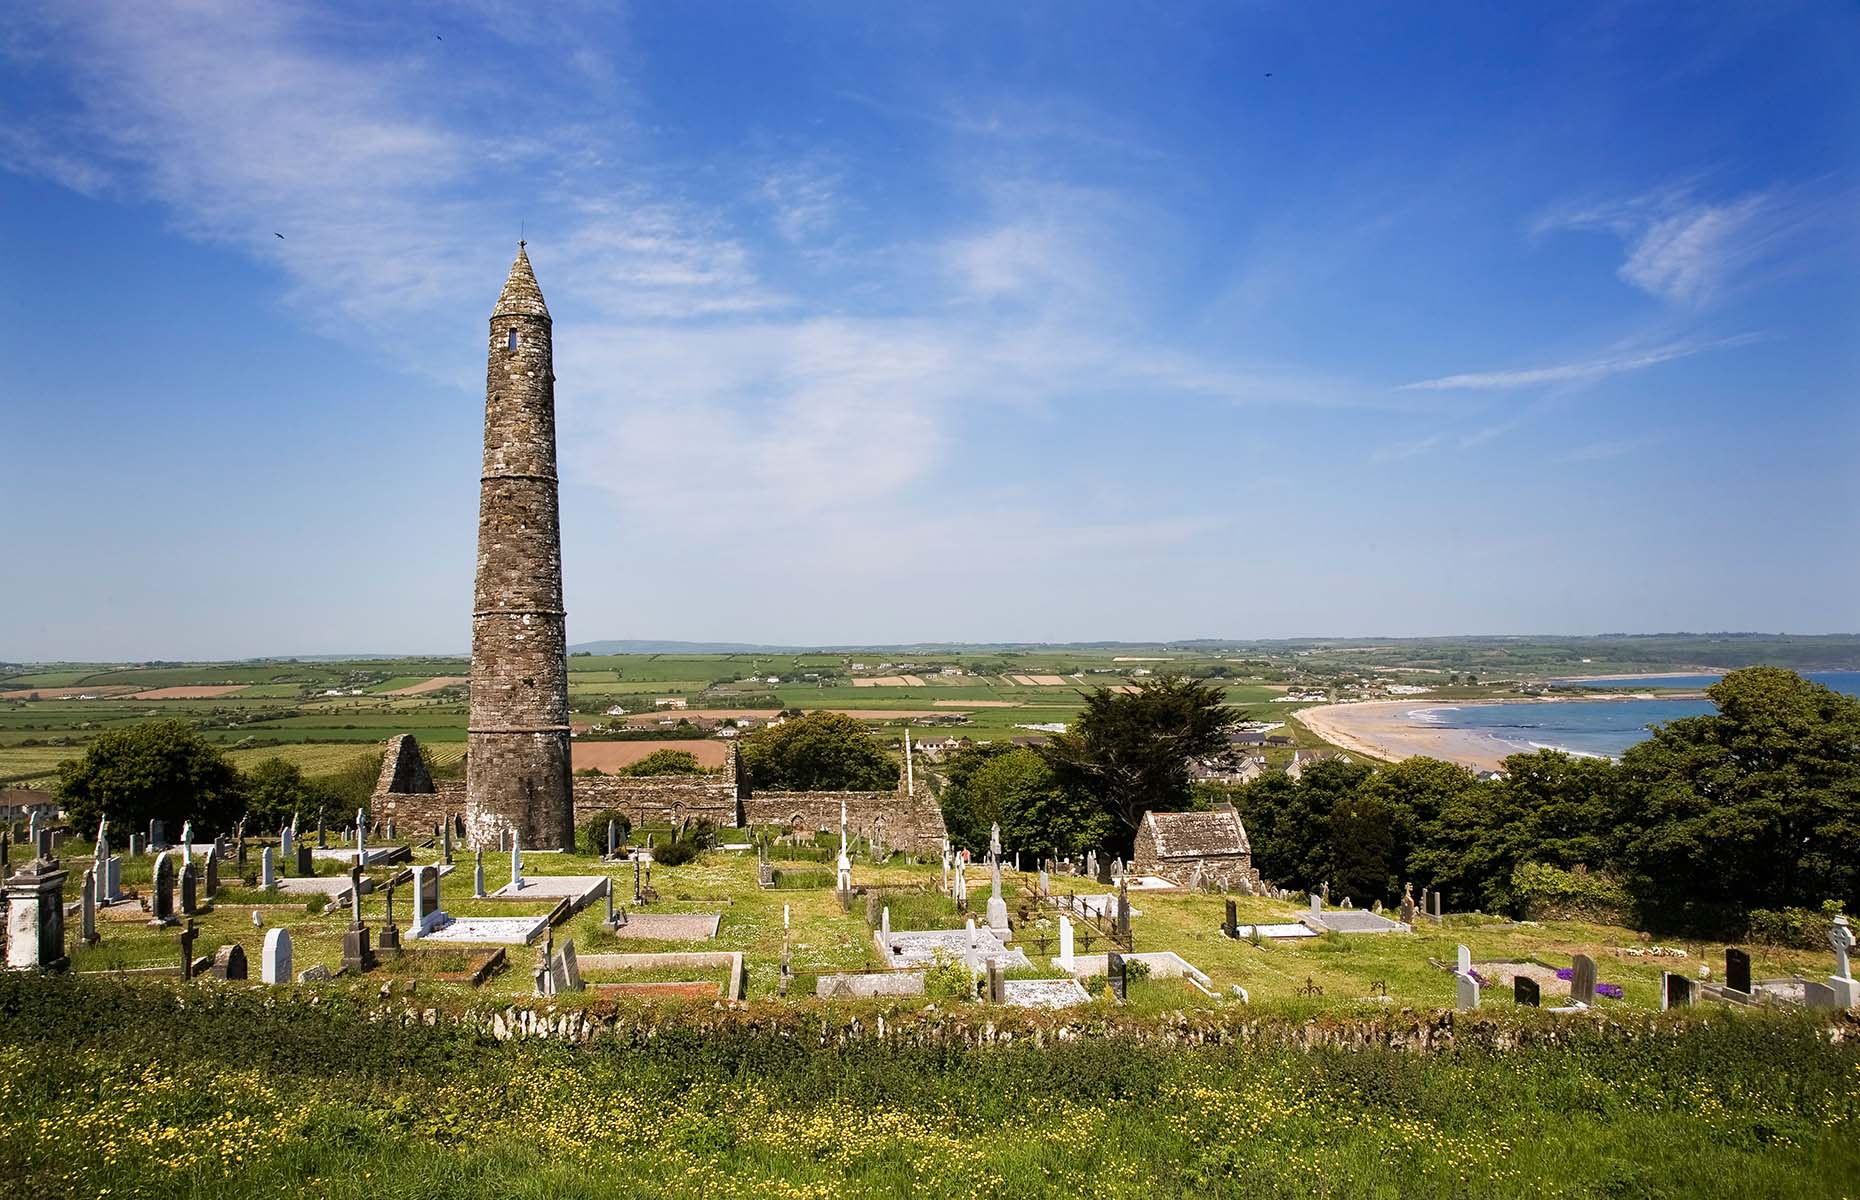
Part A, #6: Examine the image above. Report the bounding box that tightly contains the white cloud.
[1533,184,1823,307]
[1398,335,1760,392]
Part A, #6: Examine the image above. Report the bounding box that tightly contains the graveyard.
[0,817,1856,1196]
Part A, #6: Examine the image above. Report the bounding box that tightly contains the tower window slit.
[506,328,519,352]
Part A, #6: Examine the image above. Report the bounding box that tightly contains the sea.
[1411,670,1860,761]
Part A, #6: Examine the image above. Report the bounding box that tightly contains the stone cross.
[1830,915,1855,980]
[261,927,292,984]
[179,920,199,980]
[348,865,364,927]
[95,816,109,867]
[355,809,366,864]
[179,820,193,860]
[27,811,39,845]
[989,822,1001,860]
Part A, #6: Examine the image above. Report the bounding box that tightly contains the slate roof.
[1142,806,1250,859]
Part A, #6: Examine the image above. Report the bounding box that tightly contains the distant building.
[654,697,688,710]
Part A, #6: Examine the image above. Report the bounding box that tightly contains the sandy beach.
[1294,701,1515,772]
[1292,693,1696,773]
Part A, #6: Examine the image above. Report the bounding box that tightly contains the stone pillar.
[1058,914,1075,971]
[80,868,97,946]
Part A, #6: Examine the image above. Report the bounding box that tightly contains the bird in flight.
[274,232,284,239]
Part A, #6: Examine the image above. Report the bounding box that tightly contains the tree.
[739,712,898,792]
[242,756,319,831]
[1038,675,1237,852]
[55,719,245,835]
[1612,667,1860,925]
[1359,755,1481,882]
[616,749,706,777]
[1328,791,1397,904]
[940,746,1110,858]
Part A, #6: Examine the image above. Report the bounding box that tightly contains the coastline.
[1290,693,1694,773]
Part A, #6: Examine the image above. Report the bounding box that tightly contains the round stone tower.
[466,243,575,851]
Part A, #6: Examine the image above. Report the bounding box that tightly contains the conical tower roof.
[492,241,550,320]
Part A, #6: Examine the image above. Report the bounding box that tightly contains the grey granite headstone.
[179,861,199,915]
[1106,951,1127,1002]
[1570,954,1597,1006]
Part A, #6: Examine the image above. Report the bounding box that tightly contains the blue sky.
[2,2,1856,660]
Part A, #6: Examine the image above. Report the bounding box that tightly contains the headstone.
[880,904,891,944]
[1661,971,1696,1010]
[1431,890,1442,919]
[204,846,221,898]
[1058,914,1075,970]
[987,957,1005,1003]
[411,865,442,936]
[179,861,199,915]
[474,849,486,898]
[128,833,143,857]
[260,846,276,889]
[1038,868,1049,897]
[1803,980,1841,1010]
[1725,947,1751,995]
[279,823,293,861]
[147,851,177,927]
[149,819,164,850]
[210,944,247,981]
[178,921,199,980]
[261,927,292,984]
[377,881,402,957]
[1456,944,1472,976]
[1455,971,1480,1011]
[1399,894,1416,924]
[559,939,582,991]
[1310,893,1322,914]
[1115,883,1131,942]
[1106,951,1127,1002]
[317,815,327,849]
[297,963,332,983]
[80,868,97,945]
[606,820,617,859]
[102,852,122,905]
[1570,954,1598,1006]
[295,844,313,877]
[1223,898,1238,939]
[1514,976,1540,1007]
[509,833,524,891]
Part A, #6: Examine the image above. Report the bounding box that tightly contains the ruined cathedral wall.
[374,780,467,836]
[744,790,947,854]
[570,775,737,828]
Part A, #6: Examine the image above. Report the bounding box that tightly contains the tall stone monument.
[466,242,575,852]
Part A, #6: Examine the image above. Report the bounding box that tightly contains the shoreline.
[1291,693,1699,773]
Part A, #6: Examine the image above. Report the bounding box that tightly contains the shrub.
[1747,900,1846,948]
[653,839,702,868]
[582,808,630,855]
[1510,862,1632,924]
[923,951,974,1000]
[1124,958,1153,984]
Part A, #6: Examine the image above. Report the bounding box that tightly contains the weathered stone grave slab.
[1234,922,1320,940]
[600,912,721,941]
[1002,978,1092,1009]
[1304,909,1406,934]
[415,915,551,945]
[879,927,1029,970]
[817,971,925,999]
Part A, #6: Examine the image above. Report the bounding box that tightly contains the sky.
[1,2,1857,661]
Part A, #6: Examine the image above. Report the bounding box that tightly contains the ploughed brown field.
[383,676,468,695]
[129,685,250,699]
[570,739,731,770]
[0,686,142,700]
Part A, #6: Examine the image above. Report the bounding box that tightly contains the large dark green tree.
[55,719,245,835]
[739,712,898,792]
[939,745,1109,858]
[1612,667,1860,923]
[1038,675,1238,852]
[241,756,319,831]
